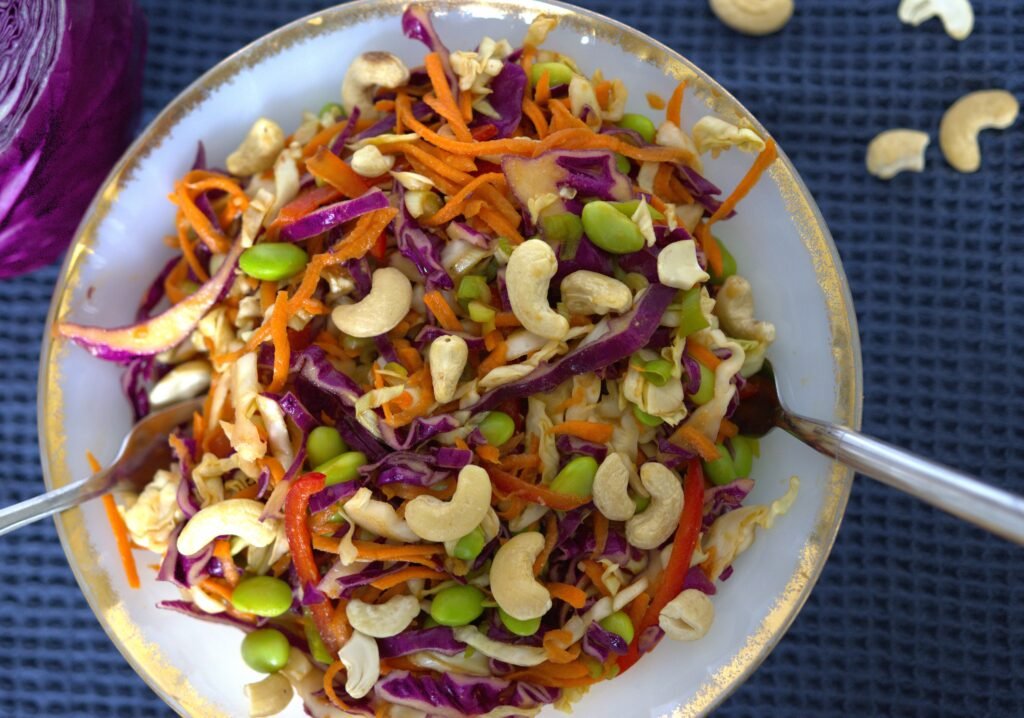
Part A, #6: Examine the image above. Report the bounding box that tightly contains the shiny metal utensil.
[0,398,203,537]
[733,361,1024,545]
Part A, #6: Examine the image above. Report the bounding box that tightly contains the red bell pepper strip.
[370,231,388,262]
[618,459,705,673]
[486,465,591,511]
[285,472,348,655]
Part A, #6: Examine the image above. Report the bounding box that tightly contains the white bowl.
[39,1,862,715]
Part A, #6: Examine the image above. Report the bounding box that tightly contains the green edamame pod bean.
[689,363,715,406]
[315,451,367,486]
[550,456,599,497]
[468,300,496,324]
[341,334,371,353]
[703,444,737,486]
[430,585,485,626]
[599,610,636,644]
[499,608,541,637]
[617,113,657,143]
[730,436,755,478]
[540,213,584,245]
[457,275,491,304]
[607,199,665,221]
[319,101,345,119]
[632,405,664,427]
[231,576,294,618]
[632,493,651,513]
[530,62,574,87]
[677,286,711,337]
[614,153,632,174]
[581,201,645,254]
[453,527,486,561]
[302,615,334,665]
[642,358,674,387]
[708,236,737,284]
[239,243,309,281]
[478,411,515,446]
[306,426,347,469]
[241,628,291,673]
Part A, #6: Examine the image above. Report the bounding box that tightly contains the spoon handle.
[781,413,1024,545]
[0,475,107,538]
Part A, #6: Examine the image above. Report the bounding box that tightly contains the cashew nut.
[404,465,491,542]
[346,594,420,638]
[341,52,411,119]
[714,275,776,344]
[625,463,684,550]
[659,589,715,641]
[709,0,794,36]
[428,334,469,404]
[176,499,282,556]
[658,240,710,291]
[245,673,294,718]
[593,452,638,522]
[506,239,569,340]
[149,359,212,408]
[338,630,379,699]
[865,129,931,179]
[560,271,632,316]
[349,145,395,177]
[490,532,553,620]
[898,0,974,41]
[343,487,418,542]
[939,90,1019,173]
[331,267,412,338]
[226,118,285,177]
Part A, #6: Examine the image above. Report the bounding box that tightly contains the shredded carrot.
[459,89,474,123]
[594,80,613,109]
[478,340,508,377]
[421,173,507,227]
[548,582,588,609]
[476,445,501,464]
[370,566,447,590]
[669,424,721,462]
[354,542,442,562]
[548,420,614,444]
[323,661,350,711]
[626,591,651,633]
[228,483,260,500]
[199,578,235,604]
[170,181,230,254]
[424,52,473,141]
[592,513,609,558]
[506,661,593,685]
[533,514,559,575]
[396,345,424,372]
[92,450,141,590]
[422,290,462,331]
[478,206,525,244]
[213,539,241,586]
[548,100,589,131]
[522,97,549,138]
[534,69,552,106]
[694,221,723,278]
[306,146,373,198]
[580,559,612,597]
[175,217,210,282]
[708,138,778,225]
[686,340,722,370]
[268,290,291,393]
[646,92,666,110]
[717,418,739,441]
[483,329,503,352]
[653,163,676,206]
[386,369,434,428]
[535,127,694,163]
[553,384,587,413]
[500,454,540,472]
[303,117,352,157]
[396,93,536,157]
[666,80,687,127]
[267,185,342,239]
[261,456,286,486]
[543,629,581,664]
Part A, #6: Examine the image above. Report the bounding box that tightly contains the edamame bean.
[618,113,657,143]
[315,450,367,486]
[703,443,737,486]
[708,236,737,284]
[633,405,664,427]
[614,153,632,174]
[468,300,496,324]
[341,334,371,353]
[429,585,485,626]
[540,213,583,245]
[302,615,334,665]
[632,493,651,513]
[622,272,649,293]
[730,436,755,478]
[581,201,645,254]
[478,411,515,446]
[239,243,309,281]
[688,363,715,406]
[550,456,599,497]
[231,576,294,618]
[530,61,574,87]
[607,199,665,220]
[422,615,440,629]
[642,358,674,387]
[457,275,491,304]
[599,610,635,644]
[453,526,486,561]
[319,101,345,118]
[582,655,604,678]
[306,426,347,469]
[499,608,541,636]
[241,628,291,673]
[677,286,711,338]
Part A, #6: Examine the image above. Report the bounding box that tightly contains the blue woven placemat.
[2,0,1023,716]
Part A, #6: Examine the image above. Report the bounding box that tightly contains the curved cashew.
[709,0,794,36]
[714,275,776,344]
[149,359,211,408]
[176,499,281,556]
[626,463,684,550]
[331,267,412,338]
[226,118,285,177]
[350,145,395,178]
[658,240,710,291]
[898,0,974,41]
[560,270,633,316]
[506,239,569,340]
[490,532,553,620]
[405,465,492,542]
[245,673,294,718]
[453,625,548,667]
[659,589,715,641]
[346,594,420,638]
[338,630,379,699]
[593,452,637,522]
[341,52,411,119]
[428,334,469,404]
[865,129,930,179]
[939,90,1019,173]
[343,487,418,542]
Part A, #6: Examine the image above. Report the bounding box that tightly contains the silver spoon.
[0,397,203,537]
[732,361,1024,545]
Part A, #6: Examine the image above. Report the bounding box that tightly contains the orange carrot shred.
[422,290,462,331]
[478,340,508,378]
[592,512,609,558]
[548,582,588,609]
[686,340,722,370]
[548,421,614,444]
[534,70,552,106]
[717,418,739,441]
[268,290,290,393]
[100,491,140,590]
[323,661,350,711]
[424,53,473,141]
[476,444,501,464]
[646,92,666,110]
[694,221,723,278]
[669,425,721,462]
[421,173,507,227]
[666,80,687,127]
[306,146,373,198]
[708,139,778,225]
[369,566,447,590]
[533,514,559,575]
[580,559,612,597]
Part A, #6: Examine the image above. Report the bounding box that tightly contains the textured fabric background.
[1,0,1023,716]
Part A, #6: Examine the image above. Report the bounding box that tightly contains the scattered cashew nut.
[350,145,395,177]
[341,52,411,119]
[176,499,281,556]
[346,594,420,638]
[244,673,294,718]
[338,630,379,699]
[344,487,419,542]
[659,589,715,641]
[404,465,492,542]
[939,90,1019,173]
[226,118,285,177]
[560,270,633,316]
[593,452,637,522]
[331,267,412,338]
[506,239,569,340]
[625,463,684,550]
[865,129,931,180]
[898,0,974,41]
[709,0,794,36]
[429,334,469,404]
[490,531,553,620]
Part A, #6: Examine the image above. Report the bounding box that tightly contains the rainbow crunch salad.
[59,6,798,717]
